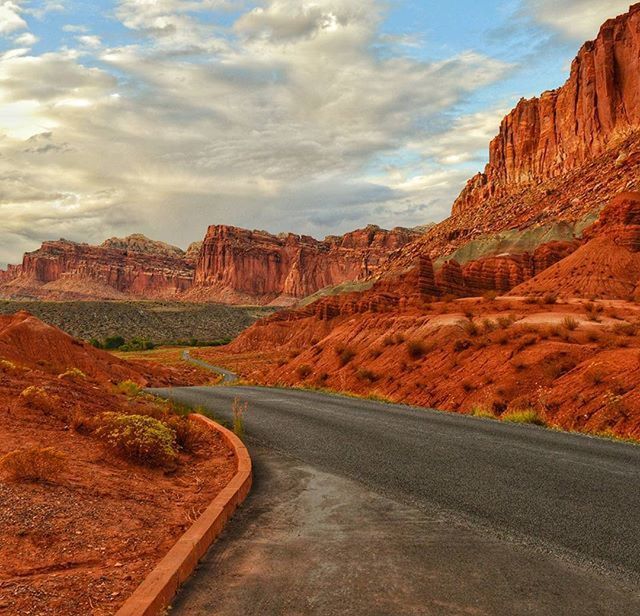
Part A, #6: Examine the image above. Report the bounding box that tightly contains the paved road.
[151,385,640,614]
[181,351,237,383]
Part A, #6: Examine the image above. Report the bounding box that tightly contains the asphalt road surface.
[151,384,640,615]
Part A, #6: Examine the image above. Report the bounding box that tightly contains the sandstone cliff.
[186,224,423,305]
[0,236,194,300]
[394,3,640,264]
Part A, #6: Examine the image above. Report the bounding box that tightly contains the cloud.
[0,0,513,264]
[76,34,101,48]
[13,31,37,45]
[525,0,632,40]
[0,1,27,34]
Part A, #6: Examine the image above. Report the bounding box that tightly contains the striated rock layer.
[0,236,195,300]
[454,3,640,217]
[186,224,423,305]
[394,3,640,265]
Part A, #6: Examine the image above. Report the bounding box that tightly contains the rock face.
[188,224,423,305]
[453,4,640,218]
[0,236,194,300]
[394,3,640,265]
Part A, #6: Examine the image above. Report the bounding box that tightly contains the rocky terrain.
[187,224,422,305]
[0,226,422,305]
[392,3,640,264]
[0,235,197,301]
[0,301,274,344]
[0,312,236,615]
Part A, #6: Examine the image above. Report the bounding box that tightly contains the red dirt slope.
[0,314,236,615]
[511,193,640,299]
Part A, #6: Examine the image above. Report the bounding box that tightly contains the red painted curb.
[115,414,252,616]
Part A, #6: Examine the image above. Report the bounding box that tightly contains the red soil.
[0,314,237,615]
[198,296,640,440]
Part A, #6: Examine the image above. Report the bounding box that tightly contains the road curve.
[152,384,640,579]
[181,351,237,383]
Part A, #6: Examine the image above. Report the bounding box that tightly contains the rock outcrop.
[187,224,423,305]
[0,236,194,300]
[511,193,640,299]
[393,3,640,265]
[453,3,640,218]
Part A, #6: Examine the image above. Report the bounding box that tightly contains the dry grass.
[502,409,547,426]
[0,447,67,483]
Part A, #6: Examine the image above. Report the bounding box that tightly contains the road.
[151,384,640,615]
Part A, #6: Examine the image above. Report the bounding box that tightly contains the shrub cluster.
[97,413,178,467]
[0,447,67,482]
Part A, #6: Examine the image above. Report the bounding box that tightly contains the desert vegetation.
[0,300,274,344]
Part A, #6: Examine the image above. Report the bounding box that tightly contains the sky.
[0,0,633,264]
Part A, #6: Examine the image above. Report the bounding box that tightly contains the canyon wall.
[0,236,195,300]
[187,224,423,305]
[453,3,640,218]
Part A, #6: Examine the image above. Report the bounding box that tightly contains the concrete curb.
[115,414,252,616]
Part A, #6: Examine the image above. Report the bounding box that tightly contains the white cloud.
[0,0,513,263]
[76,34,101,48]
[0,1,27,34]
[526,0,632,40]
[13,31,37,45]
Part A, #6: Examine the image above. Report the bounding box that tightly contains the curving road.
[151,381,640,614]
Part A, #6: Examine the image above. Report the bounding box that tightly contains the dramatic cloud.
[526,0,631,40]
[0,0,514,264]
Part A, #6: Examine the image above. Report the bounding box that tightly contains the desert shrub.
[584,367,605,385]
[406,339,428,359]
[542,293,558,305]
[164,415,207,453]
[104,336,126,350]
[613,322,637,337]
[511,359,527,372]
[561,316,579,331]
[496,315,515,329]
[382,335,395,347]
[471,404,496,419]
[0,447,66,482]
[89,338,104,349]
[58,367,86,380]
[464,309,475,320]
[117,380,142,397]
[453,338,471,353]
[502,409,547,426]
[20,386,56,414]
[461,379,475,392]
[483,291,498,301]
[356,368,379,382]
[232,397,248,438]
[337,346,356,366]
[481,319,497,333]
[97,413,177,467]
[394,333,406,344]
[460,319,479,337]
[515,334,538,352]
[296,364,313,379]
[370,348,383,359]
[542,356,578,380]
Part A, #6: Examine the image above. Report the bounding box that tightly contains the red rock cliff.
[0,236,194,300]
[189,224,422,305]
[453,3,640,219]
